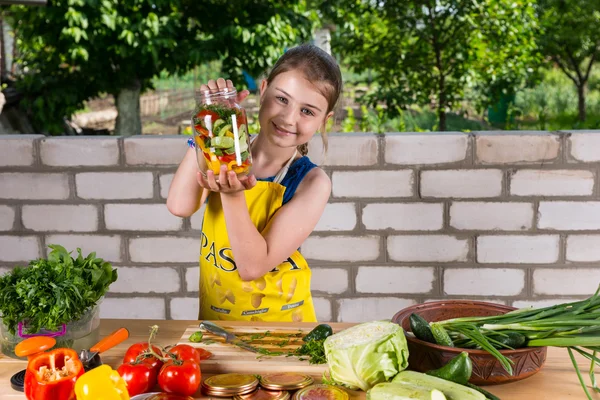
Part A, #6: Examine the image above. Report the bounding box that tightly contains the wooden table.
[0,319,598,399]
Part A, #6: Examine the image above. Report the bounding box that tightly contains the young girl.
[167,44,342,322]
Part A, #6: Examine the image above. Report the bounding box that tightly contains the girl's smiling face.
[258,69,332,149]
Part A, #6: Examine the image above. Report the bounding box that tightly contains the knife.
[199,321,261,353]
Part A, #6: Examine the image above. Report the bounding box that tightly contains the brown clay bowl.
[392,300,547,385]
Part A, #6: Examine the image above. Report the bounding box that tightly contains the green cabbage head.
[323,320,409,391]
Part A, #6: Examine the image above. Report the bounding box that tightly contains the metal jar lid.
[202,374,260,396]
[292,384,349,400]
[234,387,291,400]
[259,372,314,391]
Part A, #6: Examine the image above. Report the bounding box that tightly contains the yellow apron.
[198,177,317,322]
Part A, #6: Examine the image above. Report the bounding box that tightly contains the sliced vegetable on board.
[392,371,485,400]
[367,382,447,400]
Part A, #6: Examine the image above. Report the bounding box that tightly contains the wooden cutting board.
[178,321,349,377]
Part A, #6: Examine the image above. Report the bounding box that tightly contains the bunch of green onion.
[433,286,600,399]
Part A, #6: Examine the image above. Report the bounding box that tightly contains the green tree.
[537,0,600,122]
[8,0,314,135]
[323,0,539,131]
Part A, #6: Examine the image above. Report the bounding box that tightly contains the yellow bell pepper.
[75,365,129,400]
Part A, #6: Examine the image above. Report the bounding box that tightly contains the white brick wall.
[185,267,199,292]
[159,173,174,199]
[476,134,560,163]
[569,133,600,162]
[100,297,166,319]
[308,134,378,166]
[22,205,98,232]
[110,267,181,293]
[170,297,199,320]
[385,134,468,165]
[566,235,600,262]
[0,205,15,230]
[444,268,525,296]
[512,299,581,309]
[363,203,443,231]
[539,202,600,230]
[337,297,416,322]
[105,204,184,231]
[314,297,332,322]
[41,137,119,166]
[302,236,380,262]
[45,234,122,262]
[124,137,187,165]
[0,173,70,200]
[332,171,413,198]
[534,269,600,295]
[388,235,469,262]
[129,237,199,263]
[510,170,594,196]
[421,170,503,198]
[356,266,435,294]
[477,235,559,264]
[314,203,357,232]
[311,268,349,294]
[76,172,154,200]
[0,236,40,261]
[450,202,533,231]
[0,135,38,166]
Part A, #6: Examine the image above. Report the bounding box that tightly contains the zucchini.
[392,371,485,400]
[217,123,232,137]
[212,118,225,133]
[465,383,501,400]
[410,313,436,344]
[303,324,333,342]
[426,352,472,385]
[493,332,527,349]
[367,382,447,400]
[430,323,454,347]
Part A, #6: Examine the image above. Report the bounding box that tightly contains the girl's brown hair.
[265,43,343,156]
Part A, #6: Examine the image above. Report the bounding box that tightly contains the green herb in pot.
[0,244,118,335]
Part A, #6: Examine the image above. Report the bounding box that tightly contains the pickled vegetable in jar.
[192,88,252,179]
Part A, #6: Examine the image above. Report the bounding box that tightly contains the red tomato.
[117,362,157,396]
[195,347,213,361]
[217,154,236,163]
[123,343,164,375]
[167,344,201,364]
[158,359,201,396]
[194,124,209,136]
[196,110,219,122]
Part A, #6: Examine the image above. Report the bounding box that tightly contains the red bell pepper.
[24,348,84,400]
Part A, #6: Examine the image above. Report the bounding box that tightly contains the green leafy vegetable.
[295,338,327,364]
[0,244,117,335]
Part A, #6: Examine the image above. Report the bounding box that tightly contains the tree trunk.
[577,83,586,122]
[438,107,447,131]
[115,79,142,136]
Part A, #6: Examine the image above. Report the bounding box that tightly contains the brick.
[22,205,98,232]
[421,170,502,198]
[425,298,507,305]
[314,297,332,322]
[337,297,416,323]
[40,137,119,166]
[190,204,207,231]
[0,205,15,230]
[534,269,600,295]
[477,235,559,264]
[105,204,184,231]
[0,236,40,261]
[170,297,199,320]
[308,134,378,166]
[302,236,380,262]
[0,173,69,200]
[567,235,600,262]
[314,203,356,232]
[332,171,413,198]
[45,234,122,262]
[385,134,468,165]
[124,136,187,165]
[539,202,600,230]
[569,133,600,162]
[388,235,469,262]
[129,237,199,263]
[512,299,582,309]
[0,135,39,166]
[356,266,435,294]
[76,172,153,200]
[476,134,560,164]
[450,202,533,231]
[159,173,174,199]
[510,170,594,196]
[100,297,165,319]
[186,267,199,292]
[363,203,443,231]
[110,267,180,293]
[311,268,349,294]
[444,268,525,296]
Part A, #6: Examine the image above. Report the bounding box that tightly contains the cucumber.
[303,324,333,342]
[212,136,234,149]
[426,352,472,385]
[212,119,225,133]
[392,371,485,400]
[217,123,232,137]
[465,383,501,400]
[367,382,447,400]
[410,313,436,344]
[238,123,248,138]
[430,323,454,347]
[493,332,527,349]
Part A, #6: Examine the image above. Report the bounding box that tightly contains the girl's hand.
[200,78,249,103]
[197,165,257,194]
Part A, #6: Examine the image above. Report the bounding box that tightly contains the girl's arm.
[220,167,331,281]
[166,148,206,217]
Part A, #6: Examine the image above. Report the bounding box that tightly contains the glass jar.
[192,88,252,180]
